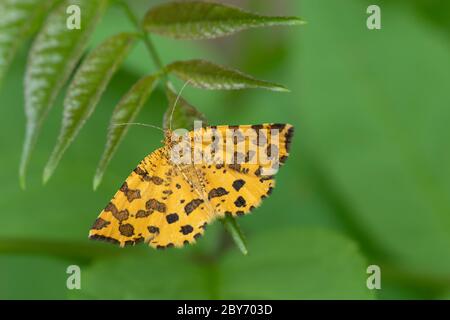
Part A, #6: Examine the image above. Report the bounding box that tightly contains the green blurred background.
[1,0,449,299]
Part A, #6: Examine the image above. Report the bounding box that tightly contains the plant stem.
[221,215,248,255]
[0,238,124,264]
[118,0,164,71]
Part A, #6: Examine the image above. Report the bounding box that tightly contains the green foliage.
[94,74,158,190]
[143,1,304,40]
[165,59,289,91]
[44,32,137,183]
[20,0,108,189]
[0,0,56,88]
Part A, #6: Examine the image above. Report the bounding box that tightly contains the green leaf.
[0,256,68,299]
[0,0,56,89]
[93,74,158,190]
[165,59,288,91]
[69,251,209,299]
[163,83,206,131]
[43,33,137,184]
[220,228,374,299]
[0,237,122,263]
[20,0,108,189]
[142,1,304,40]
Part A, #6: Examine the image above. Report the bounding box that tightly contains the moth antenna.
[113,122,165,133]
[169,79,192,132]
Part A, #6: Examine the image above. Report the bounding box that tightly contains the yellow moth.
[89,123,294,249]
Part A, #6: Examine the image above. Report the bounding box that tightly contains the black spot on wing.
[266,144,279,158]
[228,163,241,172]
[232,179,245,191]
[284,126,294,152]
[150,176,164,185]
[251,124,264,131]
[148,226,160,234]
[124,237,144,246]
[119,223,134,237]
[270,123,286,130]
[245,150,256,162]
[166,213,179,224]
[234,196,246,208]
[184,199,204,215]
[92,218,110,230]
[105,203,129,222]
[120,182,141,202]
[89,234,120,245]
[208,187,229,200]
[180,225,194,235]
[146,199,166,213]
[104,202,118,214]
[136,210,151,218]
[194,233,202,240]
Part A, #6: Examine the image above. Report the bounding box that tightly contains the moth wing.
[190,123,293,217]
[89,147,213,248]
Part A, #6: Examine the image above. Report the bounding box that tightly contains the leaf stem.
[118,0,164,71]
[0,238,124,264]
